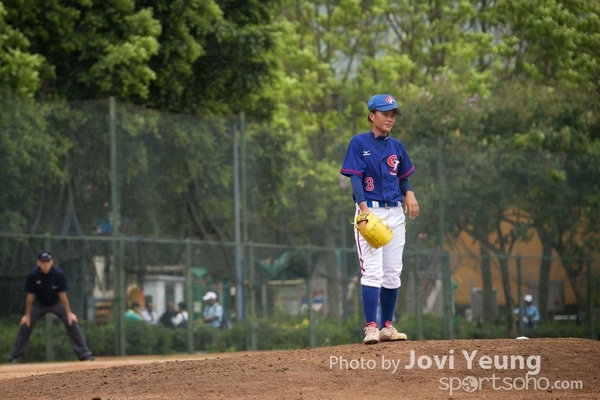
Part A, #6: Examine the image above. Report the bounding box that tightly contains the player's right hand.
[357,203,371,229]
[20,315,31,327]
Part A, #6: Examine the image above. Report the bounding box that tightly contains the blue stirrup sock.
[361,285,380,325]
[379,287,399,328]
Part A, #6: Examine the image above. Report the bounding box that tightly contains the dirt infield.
[0,338,598,399]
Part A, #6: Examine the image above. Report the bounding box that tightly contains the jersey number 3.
[365,177,374,191]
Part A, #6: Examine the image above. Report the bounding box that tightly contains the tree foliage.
[3,0,162,101]
[0,2,49,97]
[0,1,598,320]
[496,0,600,89]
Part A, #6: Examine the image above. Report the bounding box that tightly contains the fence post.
[232,121,245,322]
[441,251,454,339]
[108,97,126,356]
[44,234,54,361]
[589,258,596,340]
[517,255,523,337]
[340,215,349,323]
[248,242,257,351]
[307,247,316,348]
[413,254,423,340]
[117,238,126,356]
[185,239,194,354]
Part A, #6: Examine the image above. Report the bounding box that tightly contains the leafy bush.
[193,324,218,351]
[206,317,356,352]
[207,323,246,352]
[2,316,86,362]
[520,321,599,339]
[315,318,354,346]
[456,320,510,339]
[455,317,600,339]
[83,322,117,356]
[396,314,444,340]
[124,321,164,355]
[0,320,18,359]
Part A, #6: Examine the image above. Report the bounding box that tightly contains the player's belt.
[366,200,399,208]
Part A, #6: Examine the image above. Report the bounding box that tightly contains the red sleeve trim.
[398,165,415,180]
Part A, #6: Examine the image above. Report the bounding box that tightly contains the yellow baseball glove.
[355,213,393,249]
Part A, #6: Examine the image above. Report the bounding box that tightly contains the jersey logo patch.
[387,155,399,175]
[363,150,371,156]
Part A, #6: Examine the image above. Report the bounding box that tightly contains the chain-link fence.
[1,233,597,358]
[1,97,598,359]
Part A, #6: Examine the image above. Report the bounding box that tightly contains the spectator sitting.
[125,301,144,322]
[202,292,223,329]
[172,301,189,329]
[515,294,540,329]
[141,300,159,325]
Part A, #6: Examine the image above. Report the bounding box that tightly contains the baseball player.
[340,94,419,344]
[7,250,94,362]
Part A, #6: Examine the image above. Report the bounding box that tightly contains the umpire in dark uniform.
[7,250,94,362]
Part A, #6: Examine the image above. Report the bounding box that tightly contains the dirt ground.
[0,337,598,399]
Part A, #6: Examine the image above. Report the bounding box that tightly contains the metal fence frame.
[1,233,597,360]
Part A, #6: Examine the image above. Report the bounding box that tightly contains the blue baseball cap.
[367,94,402,116]
[37,250,53,261]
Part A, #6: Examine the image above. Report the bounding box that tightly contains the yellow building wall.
[450,223,577,307]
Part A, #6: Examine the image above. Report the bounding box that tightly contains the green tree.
[3,0,162,101]
[135,0,222,112]
[495,0,600,90]
[0,2,49,97]
[0,3,66,234]
[0,98,69,234]
[505,85,600,317]
[187,0,284,118]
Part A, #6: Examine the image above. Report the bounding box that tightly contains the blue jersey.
[24,265,69,305]
[340,132,415,203]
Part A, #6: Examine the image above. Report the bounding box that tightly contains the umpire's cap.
[37,250,54,261]
[367,94,402,116]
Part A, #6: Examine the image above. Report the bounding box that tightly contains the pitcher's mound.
[0,338,597,399]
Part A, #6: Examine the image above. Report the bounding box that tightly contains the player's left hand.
[403,191,419,219]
